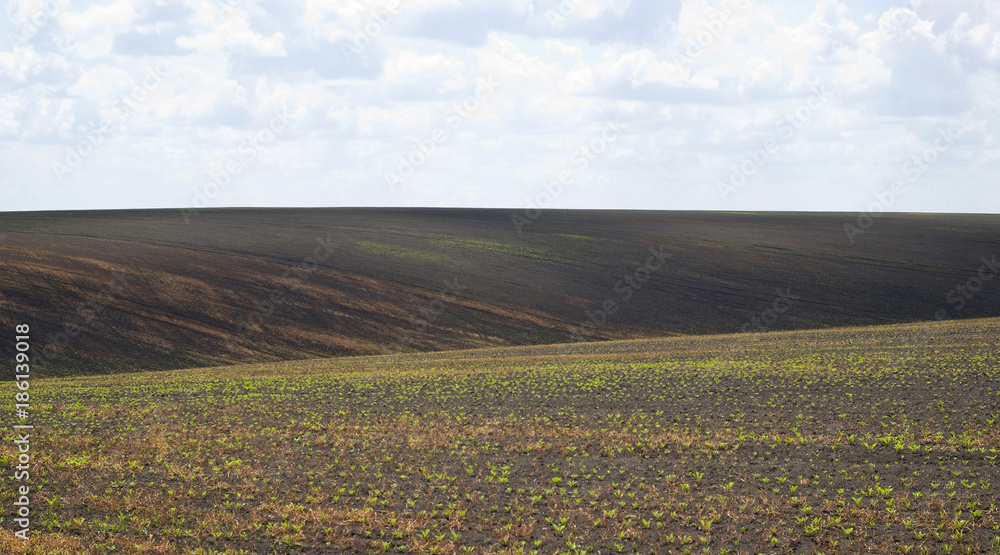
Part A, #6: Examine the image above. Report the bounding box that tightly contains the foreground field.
[3,318,1000,554]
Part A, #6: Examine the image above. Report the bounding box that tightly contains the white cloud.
[146,59,245,121]
[0,47,46,82]
[175,2,286,56]
[0,0,997,213]
[67,65,134,98]
[0,95,27,135]
[61,0,138,33]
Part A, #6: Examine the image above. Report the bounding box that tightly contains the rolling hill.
[1,208,998,376]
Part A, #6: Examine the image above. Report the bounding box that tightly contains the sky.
[0,0,998,213]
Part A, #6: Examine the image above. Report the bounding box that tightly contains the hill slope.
[1,208,998,375]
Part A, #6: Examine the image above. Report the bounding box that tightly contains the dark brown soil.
[1,208,999,376]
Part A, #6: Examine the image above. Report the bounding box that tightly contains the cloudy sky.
[1,0,998,213]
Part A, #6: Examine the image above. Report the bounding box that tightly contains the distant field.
[2,318,999,553]
[1,208,999,376]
